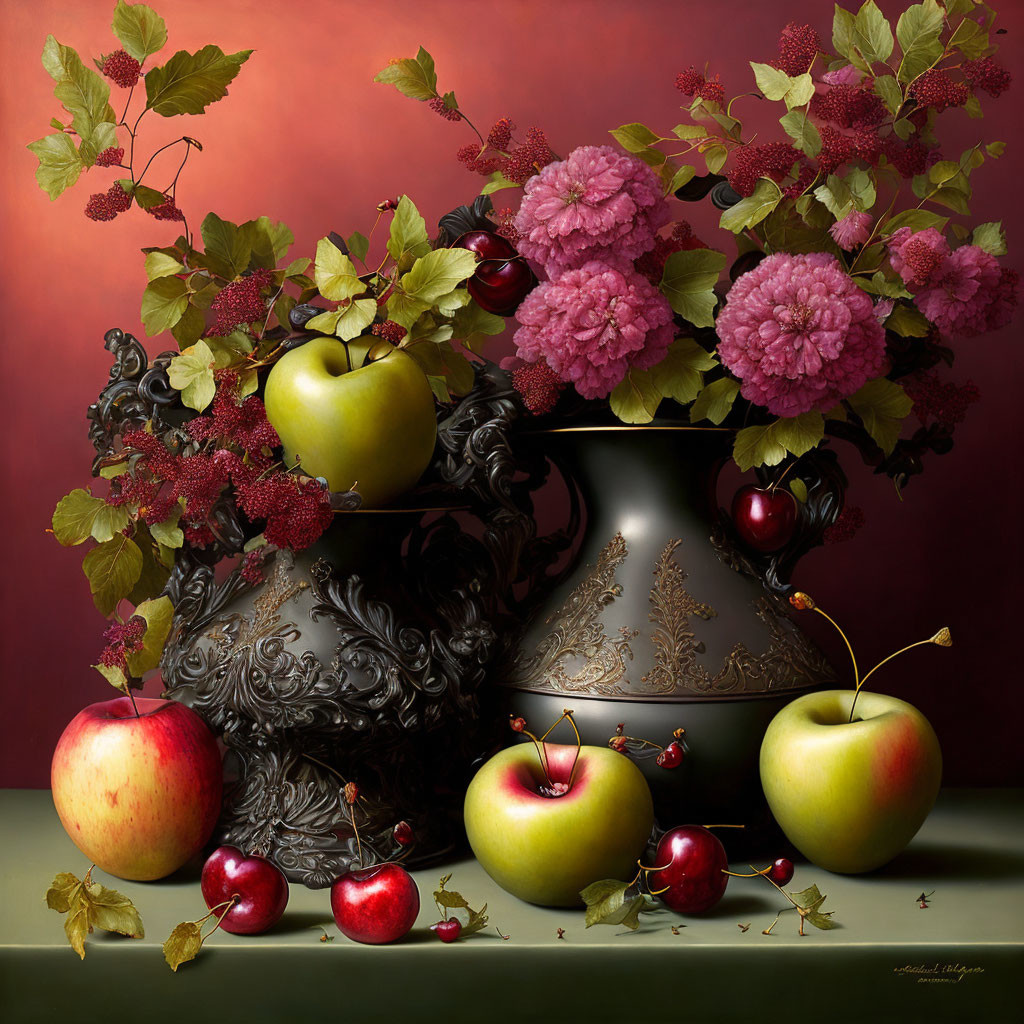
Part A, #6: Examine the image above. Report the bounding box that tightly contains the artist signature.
[893,963,986,984]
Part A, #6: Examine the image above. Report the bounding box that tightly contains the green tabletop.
[1,788,1021,1024]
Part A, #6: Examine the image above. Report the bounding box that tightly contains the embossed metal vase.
[502,425,835,835]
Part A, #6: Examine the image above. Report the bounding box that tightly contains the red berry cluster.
[963,57,1012,98]
[675,67,725,105]
[206,269,274,337]
[95,147,124,168]
[187,371,280,465]
[235,470,334,550]
[240,548,267,586]
[456,142,504,177]
[771,22,820,76]
[635,221,708,285]
[457,119,552,183]
[84,182,133,221]
[145,197,185,222]
[101,50,141,88]
[487,117,515,151]
[370,320,406,343]
[823,505,866,545]
[428,96,461,122]
[811,85,887,129]
[816,123,936,178]
[97,616,147,671]
[903,372,981,425]
[502,127,555,185]
[494,207,521,245]
[909,70,969,113]
[511,361,565,415]
[727,142,811,198]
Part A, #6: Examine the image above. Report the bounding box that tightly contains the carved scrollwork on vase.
[508,535,832,699]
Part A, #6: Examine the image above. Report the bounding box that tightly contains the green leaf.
[83,880,145,938]
[373,47,438,101]
[90,502,132,544]
[427,374,451,402]
[853,0,894,64]
[43,36,116,146]
[774,412,825,458]
[141,275,190,336]
[450,301,508,352]
[481,171,520,196]
[690,377,741,424]
[805,910,838,930]
[785,73,815,109]
[112,1,167,63]
[83,534,144,616]
[46,873,81,914]
[847,377,912,453]
[791,883,827,911]
[200,213,250,279]
[238,216,293,270]
[856,270,910,298]
[779,111,821,157]
[610,122,664,164]
[650,338,716,405]
[53,489,107,546]
[660,248,727,327]
[130,184,168,210]
[128,524,172,605]
[846,167,876,211]
[580,879,630,928]
[125,595,174,677]
[169,302,203,347]
[734,422,787,472]
[164,921,203,972]
[401,247,478,304]
[971,221,1006,256]
[720,178,783,234]
[673,124,707,140]
[438,343,476,397]
[347,231,370,263]
[832,6,869,71]
[78,121,119,168]
[750,62,793,101]
[703,144,728,175]
[149,505,184,548]
[664,164,697,194]
[462,903,489,936]
[27,133,83,199]
[145,252,186,280]
[873,74,904,113]
[433,888,471,910]
[814,174,853,218]
[64,901,90,960]
[885,303,931,336]
[314,238,364,302]
[144,46,252,116]
[892,116,914,140]
[334,298,378,341]
[609,369,661,424]
[387,195,431,267]
[986,141,1005,159]
[927,187,971,215]
[882,209,948,233]
[896,0,944,82]
[789,477,809,503]
[168,340,216,411]
[948,15,990,60]
[434,288,471,317]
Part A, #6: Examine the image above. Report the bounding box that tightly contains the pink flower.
[915,246,1017,337]
[821,64,863,86]
[716,252,886,417]
[887,227,950,287]
[514,145,669,272]
[513,260,675,399]
[829,209,873,249]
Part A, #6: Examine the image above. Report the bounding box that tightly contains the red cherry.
[331,863,419,944]
[651,826,729,914]
[431,919,462,943]
[200,846,289,935]
[731,485,798,553]
[455,230,534,315]
[510,716,527,733]
[393,820,414,846]
[656,741,685,769]
[768,857,794,886]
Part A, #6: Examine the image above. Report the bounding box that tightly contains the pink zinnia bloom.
[887,227,950,288]
[514,145,670,272]
[829,209,873,249]
[915,245,1017,337]
[512,260,674,400]
[716,252,886,417]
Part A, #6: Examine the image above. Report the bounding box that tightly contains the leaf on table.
[164,921,203,972]
[580,879,629,927]
[463,903,489,936]
[45,873,81,913]
[46,870,144,959]
[805,910,837,930]
[84,880,145,938]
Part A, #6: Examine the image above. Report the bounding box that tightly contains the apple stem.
[83,864,95,886]
[125,687,141,719]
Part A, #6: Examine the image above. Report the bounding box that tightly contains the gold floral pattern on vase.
[509,535,833,697]
[510,532,639,695]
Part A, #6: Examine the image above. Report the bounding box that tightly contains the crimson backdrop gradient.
[1,0,1021,787]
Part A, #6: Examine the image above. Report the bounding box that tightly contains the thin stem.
[349,801,364,870]
[258,284,287,341]
[118,81,137,126]
[199,896,240,941]
[450,103,485,147]
[125,687,141,718]
[165,141,193,195]
[136,137,190,190]
[812,607,860,689]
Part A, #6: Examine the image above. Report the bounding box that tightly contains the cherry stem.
[199,895,240,942]
[807,605,861,711]
[521,709,582,794]
[619,735,665,752]
[722,867,770,878]
[858,637,944,692]
[701,824,745,830]
[300,753,363,867]
[768,460,799,494]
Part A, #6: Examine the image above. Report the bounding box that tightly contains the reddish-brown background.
[0,0,1020,787]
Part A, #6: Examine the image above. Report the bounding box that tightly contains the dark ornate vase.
[501,426,837,838]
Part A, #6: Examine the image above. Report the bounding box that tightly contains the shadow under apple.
[872,841,1024,882]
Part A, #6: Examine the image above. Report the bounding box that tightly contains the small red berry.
[431,919,461,943]
[609,736,628,752]
[344,782,359,804]
[101,50,141,88]
[510,716,526,733]
[656,741,684,769]
[393,820,414,846]
[789,591,815,611]
[95,146,124,167]
[768,857,794,886]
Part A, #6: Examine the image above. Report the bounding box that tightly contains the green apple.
[264,336,437,507]
[760,689,942,874]
[464,742,654,907]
